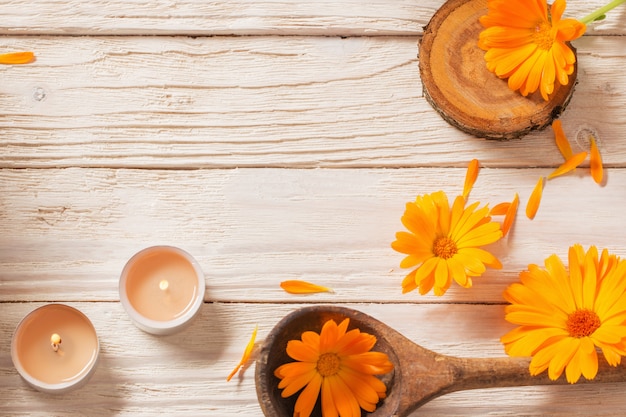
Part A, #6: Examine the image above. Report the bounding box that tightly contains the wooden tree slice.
[419,0,577,140]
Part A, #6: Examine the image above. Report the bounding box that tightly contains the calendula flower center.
[533,21,554,51]
[316,352,341,377]
[566,309,601,338]
[433,236,457,259]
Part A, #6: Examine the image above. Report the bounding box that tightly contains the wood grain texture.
[3,1,626,415]
[1,36,625,168]
[1,0,623,36]
[1,167,625,304]
[1,302,625,416]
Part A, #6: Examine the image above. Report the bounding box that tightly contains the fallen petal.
[490,202,511,216]
[589,136,603,184]
[280,280,333,294]
[526,177,544,220]
[227,325,258,381]
[552,120,573,160]
[0,51,35,64]
[463,159,480,200]
[547,151,588,180]
[502,193,519,236]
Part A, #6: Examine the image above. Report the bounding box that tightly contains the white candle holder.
[119,246,205,335]
[11,304,100,394]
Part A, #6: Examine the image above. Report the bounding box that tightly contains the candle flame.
[51,333,62,352]
[159,279,169,291]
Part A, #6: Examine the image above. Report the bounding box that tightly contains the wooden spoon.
[255,305,626,416]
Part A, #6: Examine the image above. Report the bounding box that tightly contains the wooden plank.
[3,2,624,416]
[1,302,624,416]
[0,0,621,36]
[1,36,624,169]
[1,167,625,303]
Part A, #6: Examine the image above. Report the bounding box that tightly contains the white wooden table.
[1,1,625,415]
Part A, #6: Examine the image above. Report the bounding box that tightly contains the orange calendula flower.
[0,51,35,64]
[392,190,503,296]
[478,0,586,100]
[547,151,588,180]
[227,324,258,381]
[589,135,604,184]
[526,176,544,220]
[274,318,393,417]
[280,280,333,294]
[501,244,626,383]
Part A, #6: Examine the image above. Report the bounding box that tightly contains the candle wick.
[159,279,169,291]
[50,333,62,352]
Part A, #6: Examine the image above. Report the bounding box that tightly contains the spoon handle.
[449,355,626,392]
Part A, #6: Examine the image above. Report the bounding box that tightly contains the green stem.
[579,0,626,24]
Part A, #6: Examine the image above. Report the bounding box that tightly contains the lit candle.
[11,304,99,393]
[119,246,205,335]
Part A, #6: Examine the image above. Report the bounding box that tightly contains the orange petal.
[280,280,333,294]
[526,177,544,220]
[547,151,588,180]
[589,136,603,184]
[227,325,258,381]
[502,193,519,237]
[552,119,573,160]
[490,202,511,216]
[463,159,480,200]
[0,51,35,64]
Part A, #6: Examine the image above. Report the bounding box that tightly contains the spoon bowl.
[255,305,401,417]
[256,305,626,417]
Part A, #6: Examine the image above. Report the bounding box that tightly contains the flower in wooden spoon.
[501,244,626,383]
[274,318,393,417]
[478,0,586,101]
[392,160,503,296]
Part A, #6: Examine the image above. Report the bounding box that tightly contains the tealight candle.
[119,246,205,335]
[11,304,99,394]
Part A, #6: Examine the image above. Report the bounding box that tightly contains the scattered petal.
[0,51,35,64]
[280,280,333,294]
[490,202,511,216]
[526,177,544,220]
[502,193,519,237]
[589,136,604,184]
[227,325,258,381]
[552,120,573,161]
[547,152,588,180]
[463,159,480,200]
